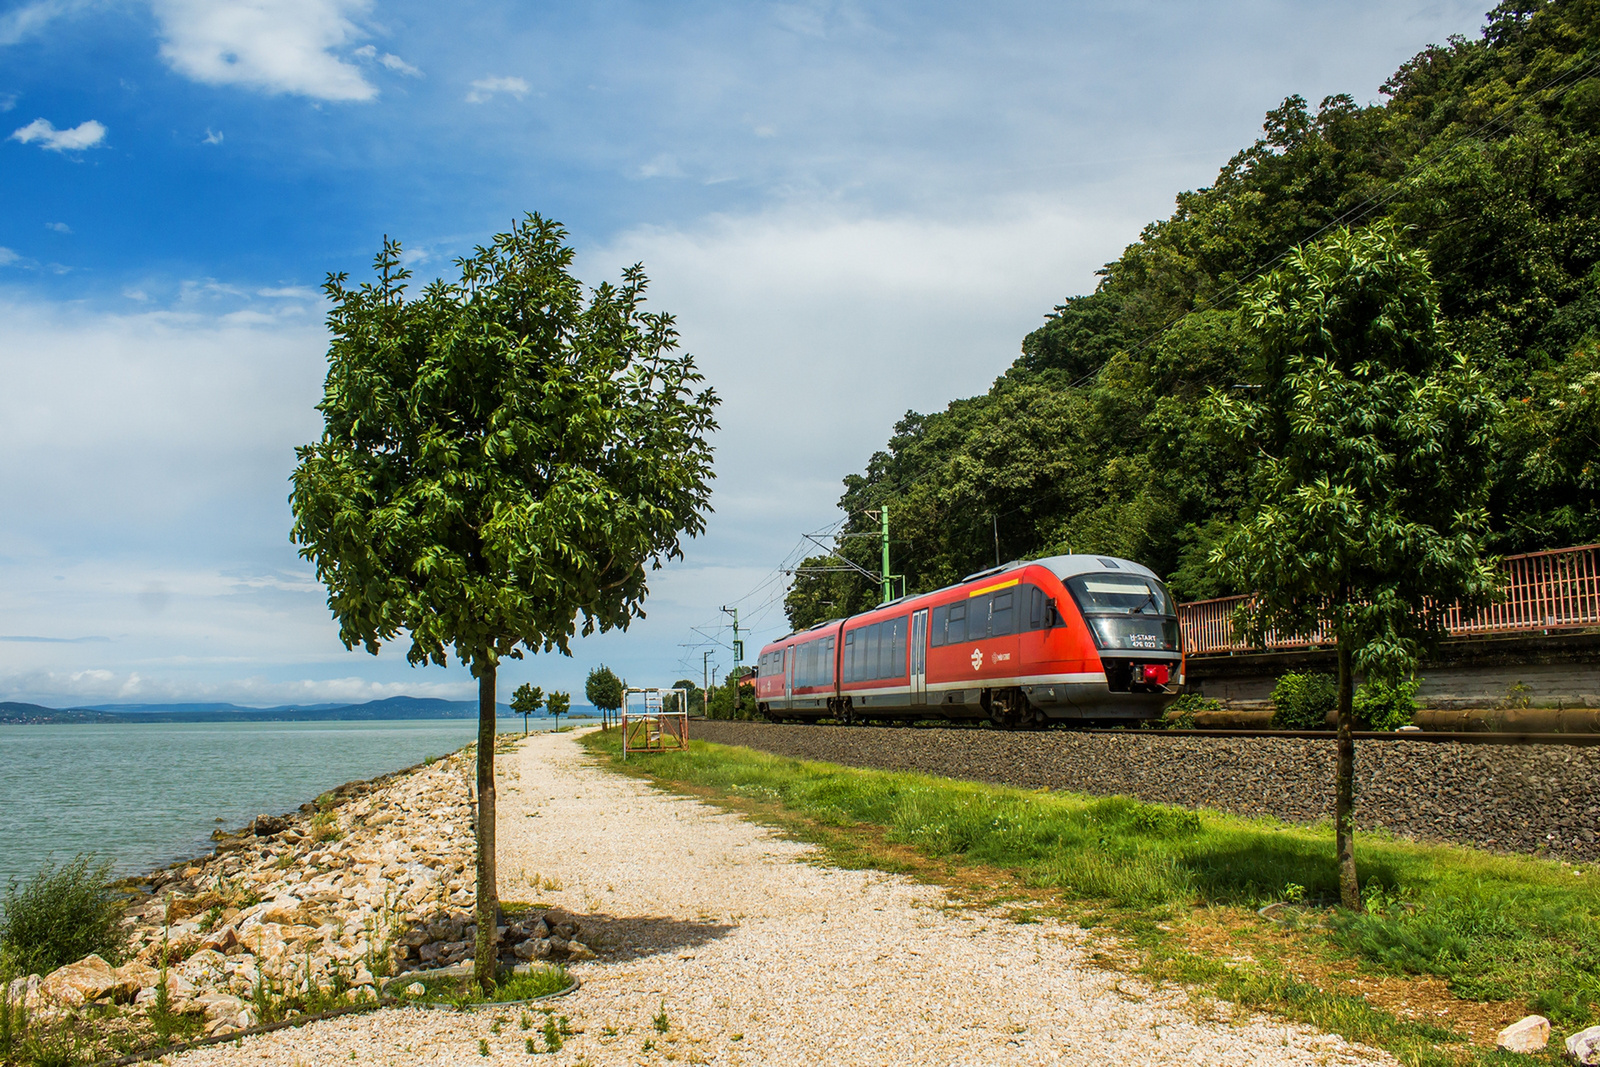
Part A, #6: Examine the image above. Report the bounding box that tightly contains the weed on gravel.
[581,730,1599,1067]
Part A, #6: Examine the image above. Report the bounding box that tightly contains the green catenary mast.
[880,505,891,604]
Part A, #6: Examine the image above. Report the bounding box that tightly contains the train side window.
[931,605,947,647]
[991,590,1014,636]
[824,637,836,685]
[968,595,990,640]
[843,631,856,682]
[946,601,966,643]
[887,617,905,678]
[863,625,879,681]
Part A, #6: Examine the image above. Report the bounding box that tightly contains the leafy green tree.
[289,214,718,989]
[707,666,755,720]
[1208,222,1499,909]
[664,677,702,715]
[546,690,571,729]
[510,683,544,735]
[585,665,624,728]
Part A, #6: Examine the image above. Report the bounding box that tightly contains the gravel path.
[694,721,1600,861]
[171,729,1389,1066]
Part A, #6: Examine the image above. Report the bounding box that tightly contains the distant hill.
[1,695,599,725]
[0,702,122,724]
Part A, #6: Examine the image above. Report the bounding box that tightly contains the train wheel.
[988,689,1026,730]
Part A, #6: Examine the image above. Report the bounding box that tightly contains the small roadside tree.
[510,684,545,735]
[585,665,623,729]
[1209,222,1498,909]
[547,690,571,729]
[290,215,718,989]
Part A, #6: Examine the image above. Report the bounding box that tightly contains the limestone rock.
[40,954,119,1006]
[1496,1015,1550,1054]
[252,814,289,837]
[1567,1026,1600,1065]
[565,941,595,961]
[513,938,551,961]
[112,961,160,1000]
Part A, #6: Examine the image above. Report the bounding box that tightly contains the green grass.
[391,964,573,1009]
[581,731,1599,1065]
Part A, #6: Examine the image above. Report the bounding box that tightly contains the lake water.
[0,718,560,888]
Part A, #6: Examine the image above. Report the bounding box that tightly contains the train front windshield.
[1064,573,1181,651]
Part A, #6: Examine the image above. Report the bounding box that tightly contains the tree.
[664,677,702,716]
[1209,222,1499,909]
[289,215,718,990]
[510,683,544,735]
[585,665,624,729]
[546,690,571,729]
[707,666,755,720]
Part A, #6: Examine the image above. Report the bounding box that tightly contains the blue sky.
[0,0,1489,707]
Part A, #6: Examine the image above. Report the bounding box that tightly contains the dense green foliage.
[584,665,624,713]
[1353,677,1423,731]
[706,667,757,719]
[1214,222,1499,674]
[546,691,571,726]
[787,0,1600,628]
[0,855,128,977]
[290,215,719,668]
[1270,673,1339,730]
[584,732,1600,1045]
[510,684,545,732]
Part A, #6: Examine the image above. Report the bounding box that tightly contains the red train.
[751,554,1183,726]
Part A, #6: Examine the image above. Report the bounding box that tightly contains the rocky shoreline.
[4,745,590,1045]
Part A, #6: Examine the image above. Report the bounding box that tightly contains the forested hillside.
[785,0,1600,629]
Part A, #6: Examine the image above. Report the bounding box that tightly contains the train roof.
[762,553,1166,649]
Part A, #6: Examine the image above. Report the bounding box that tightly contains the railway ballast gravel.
[692,721,1600,862]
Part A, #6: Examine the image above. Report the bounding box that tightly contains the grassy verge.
[580,730,1598,1066]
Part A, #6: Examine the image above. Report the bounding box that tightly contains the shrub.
[1158,693,1222,728]
[1270,672,1337,729]
[0,855,129,976]
[1353,677,1420,731]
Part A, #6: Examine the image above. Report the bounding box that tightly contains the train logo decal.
[971,647,983,671]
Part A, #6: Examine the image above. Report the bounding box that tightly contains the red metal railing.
[1178,544,1600,655]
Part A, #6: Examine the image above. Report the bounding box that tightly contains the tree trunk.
[1335,641,1361,910]
[474,661,499,991]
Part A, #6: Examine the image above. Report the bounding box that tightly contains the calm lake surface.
[0,718,557,888]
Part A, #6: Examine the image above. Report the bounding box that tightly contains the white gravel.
[169,728,1392,1066]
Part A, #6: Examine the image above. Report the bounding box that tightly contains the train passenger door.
[910,609,928,706]
[783,646,793,708]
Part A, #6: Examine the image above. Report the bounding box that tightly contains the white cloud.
[257,285,318,299]
[0,94,16,112]
[0,248,18,266]
[203,127,223,144]
[9,117,106,151]
[45,221,70,233]
[353,43,420,77]
[465,75,528,103]
[150,0,377,101]
[0,0,89,46]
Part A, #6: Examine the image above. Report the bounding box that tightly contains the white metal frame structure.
[620,686,691,761]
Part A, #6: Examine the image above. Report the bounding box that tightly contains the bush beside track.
[691,721,1600,862]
